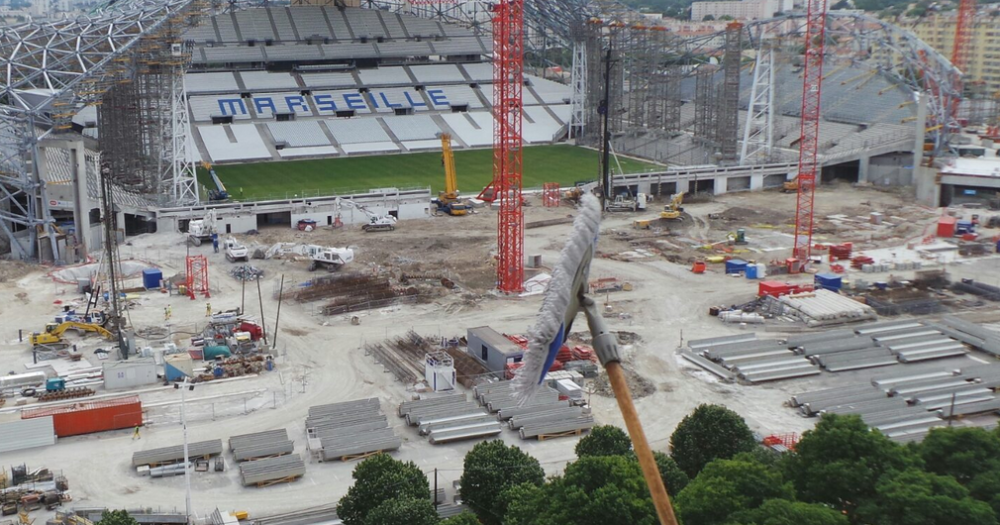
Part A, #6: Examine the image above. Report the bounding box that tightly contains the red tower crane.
[491,0,525,293]
[791,0,828,267]
[951,0,976,119]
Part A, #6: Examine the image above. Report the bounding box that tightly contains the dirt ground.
[0,184,996,521]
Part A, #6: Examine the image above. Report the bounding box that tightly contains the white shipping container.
[103,360,160,390]
[555,379,583,400]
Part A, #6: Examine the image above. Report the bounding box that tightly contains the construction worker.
[132,425,141,440]
[211,233,219,253]
[164,306,172,321]
[206,302,212,317]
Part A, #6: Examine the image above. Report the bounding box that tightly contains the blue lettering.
[342,93,367,110]
[404,91,427,108]
[367,93,380,109]
[427,89,449,107]
[314,94,337,112]
[379,92,402,108]
[217,99,247,116]
[254,97,277,114]
[285,95,309,113]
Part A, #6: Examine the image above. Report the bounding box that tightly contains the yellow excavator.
[782,176,799,193]
[660,192,686,220]
[431,133,469,216]
[30,321,113,348]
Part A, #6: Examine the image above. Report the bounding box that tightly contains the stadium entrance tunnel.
[257,211,292,229]
[940,184,1000,209]
[124,213,157,236]
[688,179,714,194]
[824,161,859,183]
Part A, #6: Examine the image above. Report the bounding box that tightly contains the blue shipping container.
[746,265,758,279]
[142,268,163,290]
[725,259,748,274]
[814,273,842,291]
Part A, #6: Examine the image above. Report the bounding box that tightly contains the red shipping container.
[758,281,791,298]
[22,395,142,437]
[937,216,957,238]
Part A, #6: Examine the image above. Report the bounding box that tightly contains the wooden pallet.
[537,428,586,441]
[331,449,388,463]
[243,452,290,462]
[253,475,301,488]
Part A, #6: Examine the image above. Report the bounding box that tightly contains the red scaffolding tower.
[542,183,561,207]
[185,255,210,299]
[492,0,525,293]
[791,0,828,267]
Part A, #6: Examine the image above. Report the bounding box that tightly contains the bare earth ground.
[0,183,995,519]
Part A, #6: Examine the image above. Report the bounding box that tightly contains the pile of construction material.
[930,317,1000,356]
[398,394,498,444]
[684,334,820,384]
[229,265,264,281]
[239,454,305,487]
[229,429,294,462]
[951,279,1000,301]
[306,398,401,462]
[767,289,877,327]
[366,331,490,388]
[790,364,1000,443]
[474,381,594,441]
[132,439,223,470]
[0,465,68,515]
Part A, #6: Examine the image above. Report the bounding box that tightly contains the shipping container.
[725,259,748,274]
[937,216,957,238]
[21,395,142,437]
[103,360,160,390]
[142,268,163,290]
[758,281,791,298]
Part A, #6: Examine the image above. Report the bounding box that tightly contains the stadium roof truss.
[0,0,200,260]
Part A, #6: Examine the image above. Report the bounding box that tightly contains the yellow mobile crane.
[660,192,686,220]
[431,134,469,216]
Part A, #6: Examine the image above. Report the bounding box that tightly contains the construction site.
[2,0,1000,522]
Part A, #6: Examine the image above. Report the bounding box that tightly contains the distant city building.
[30,0,51,17]
[690,0,793,21]
[908,13,1000,94]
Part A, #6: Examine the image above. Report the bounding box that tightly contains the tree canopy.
[337,453,430,525]
[438,512,481,525]
[459,440,545,525]
[575,425,633,458]
[97,510,140,525]
[674,456,793,525]
[653,451,690,496]
[725,498,849,525]
[854,468,997,525]
[670,404,758,477]
[784,414,914,516]
[363,497,438,525]
[918,427,1000,484]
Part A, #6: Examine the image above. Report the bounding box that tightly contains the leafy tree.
[438,512,481,525]
[653,451,690,496]
[459,440,544,525]
[363,497,438,525]
[97,510,139,525]
[726,499,848,525]
[854,468,997,525]
[575,425,632,458]
[674,457,793,525]
[498,482,544,525]
[919,427,1000,484]
[831,0,851,9]
[784,414,914,516]
[719,14,734,20]
[968,470,1000,516]
[670,404,758,477]
[509,455,658,525]
[337,454,430,525]
[702,14,715,20]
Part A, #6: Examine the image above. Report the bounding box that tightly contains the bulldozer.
[29,321,113,348]
[659,192,685,220]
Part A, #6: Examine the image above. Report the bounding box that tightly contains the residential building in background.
[690,0,793,20]
[909,13,1000,94]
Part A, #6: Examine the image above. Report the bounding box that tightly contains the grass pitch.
[199,145,660,201]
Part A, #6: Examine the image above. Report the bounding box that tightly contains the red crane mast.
[492,0,525,293]
[951,0,976,119]
[792,0,828,265]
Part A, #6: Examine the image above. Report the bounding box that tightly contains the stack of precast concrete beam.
[229,429,294,462]
[307,398,401,462]
[473,381,594,440]
[777,289,877,327]
[132,440,223,468]
[239,454,305,487]
[687,335,819,384]
[399,394,498,444]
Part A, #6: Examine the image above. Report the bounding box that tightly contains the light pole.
[175,379,194,523]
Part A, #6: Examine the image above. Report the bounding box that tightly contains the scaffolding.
[741,36,776,165]
[719,22,743,162]
[694,65,718,147]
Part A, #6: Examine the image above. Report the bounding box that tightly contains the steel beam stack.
[688,336,819,384]
[229,429,294,462]
[239,454,305,487]
[398,393,499,444]
[132,440,223,468]
[306,398,401,462]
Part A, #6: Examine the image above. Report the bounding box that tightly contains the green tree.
[575,425,632,458]
[726,499,848,525]
[968,470,1000,516]
[337,454,430,525]
[653,451,690,496]
[670,404,758,478]
[919,427,1000,484]
[97,510,140,525]
[363,497,438,525]
[719,14,734,20]
[854,468,997,525]
[784,414,915,517]
[674,457,793,525]
[702,14,715,20]
[510,455,658,525]
[498,482,545,525]
[459,440,544,525]
[438,512,481,525]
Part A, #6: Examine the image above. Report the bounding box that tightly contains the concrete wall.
[864,153,914,187]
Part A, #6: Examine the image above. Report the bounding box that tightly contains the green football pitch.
[199,145,660,201]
